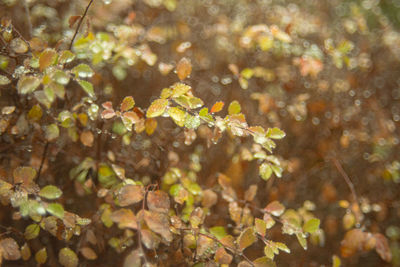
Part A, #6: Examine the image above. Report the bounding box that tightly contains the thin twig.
[331,158,359,204]
[23,0,32,38]
[37,141,49,181]
[69,0,95,50]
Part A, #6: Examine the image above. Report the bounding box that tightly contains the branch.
[23,0,33,39]
[69,0,95,50]
[331,158,359,204]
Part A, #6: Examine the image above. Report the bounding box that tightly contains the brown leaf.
[117,184,144,207]
[340,229,367,258]
[80,131,94,147]
[110,208,138,229]
[215,247,233,264]
[68,16,81,28]
[220,235,236,250]
[140,229,161,249]
[120,96,135,112]
[176,57,192,80]
[244,185,258,202]
[196,235,215,258]
[39,49,57,71]
[201,189,218,208]
[374,233,392,262]
[147,190,170,213]
[80,247,97,260]
[265,201,285,217]
[0,238,21,260]
[143,210,172,242]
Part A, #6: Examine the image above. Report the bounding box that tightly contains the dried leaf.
[374,233,392,262]
[0,238,21,260]
[215,247,233,264]
[110,209,138,229]
[117,184,144,207]
[80,130,94,147]
[244,185,258,202]
[68,15,81,28]
[140,229,161,249]
[80,247,97,260]
[143,210,172,242]
[39,49,57,71]
[147,190,170,213]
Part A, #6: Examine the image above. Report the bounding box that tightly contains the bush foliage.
[0,0,399,266]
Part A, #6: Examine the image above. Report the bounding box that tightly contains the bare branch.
[69,0,96,50]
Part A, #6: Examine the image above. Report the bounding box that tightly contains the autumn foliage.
[0,0,399,266]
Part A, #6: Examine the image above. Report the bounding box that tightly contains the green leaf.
[267,127,285,139]
[303,218,320,234]
[209,226,227,239]
[39,185,62,199]
[72,64,94,78]
[237,227,256,251]
[24,224,40,240]
[228,100,241,115]
[78,80,95,98]
[46,203,64,219]
[332,255,341,267]
[59,247,78,267]
[146,99,168,118]
[260,163,272,181]
[184,114,201,129]
[275,242,290,253]
[17,76,41,94]
[58,50,75,64]
[168,107,186,127]
[271,165,283,178]
[44,124,59,142]
[296,233,307,250]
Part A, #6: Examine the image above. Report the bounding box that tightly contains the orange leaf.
[176,57,192,81]
[211,101,224,113]
[117,185,144,207]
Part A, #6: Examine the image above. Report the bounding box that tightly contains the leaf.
[220,235,236,250]
[228,100,241,115]
[59,247,78,267]
[21,243,31,261]
[24,224,40,240]
[332,255,341,267]
[303,218,320,234]
[260,163,272,181]
[146,99,168,118]
[0,75,11,85]
[184,114,201,129]
[78,80,95,98]
[110,208,138,229]
[68,15,81,28]
[209,226,227,239]
[80,130,94,147]
[267,127,285,139]
[340,229,367,258]
[215,247,233,264]
[196,235,215,257]
[46,203,65,219]
[140,229,161,249]
[244,184,258,202]
[176,57,192,80]
[17,76,41,94]
[27,104,43,121]
[168,107,186,127]
[296,233,307,250]
[59,50,75,64]
[80,247,97,260]
[72,64,94,78]
[171,82,191,98]
[145,118,157,135]
[237,227,256,251]
[13,166,36,187]
[211,101,224,113]
[35,247,47,264]
[143,210,172,242]
[39,185,62,199]
[147,190,170,213]
[0,238,21,260]
[374,233,392,262]
[265,201,285,217]
[255,218,267,237]
[39,49,57,71]
[253,256,277,267]
[117,184,144,207]
[201,189,218,208]
[275,242,290,253]
[10,38,28,53]
[120,96,135,112]
[45,124,60,141]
